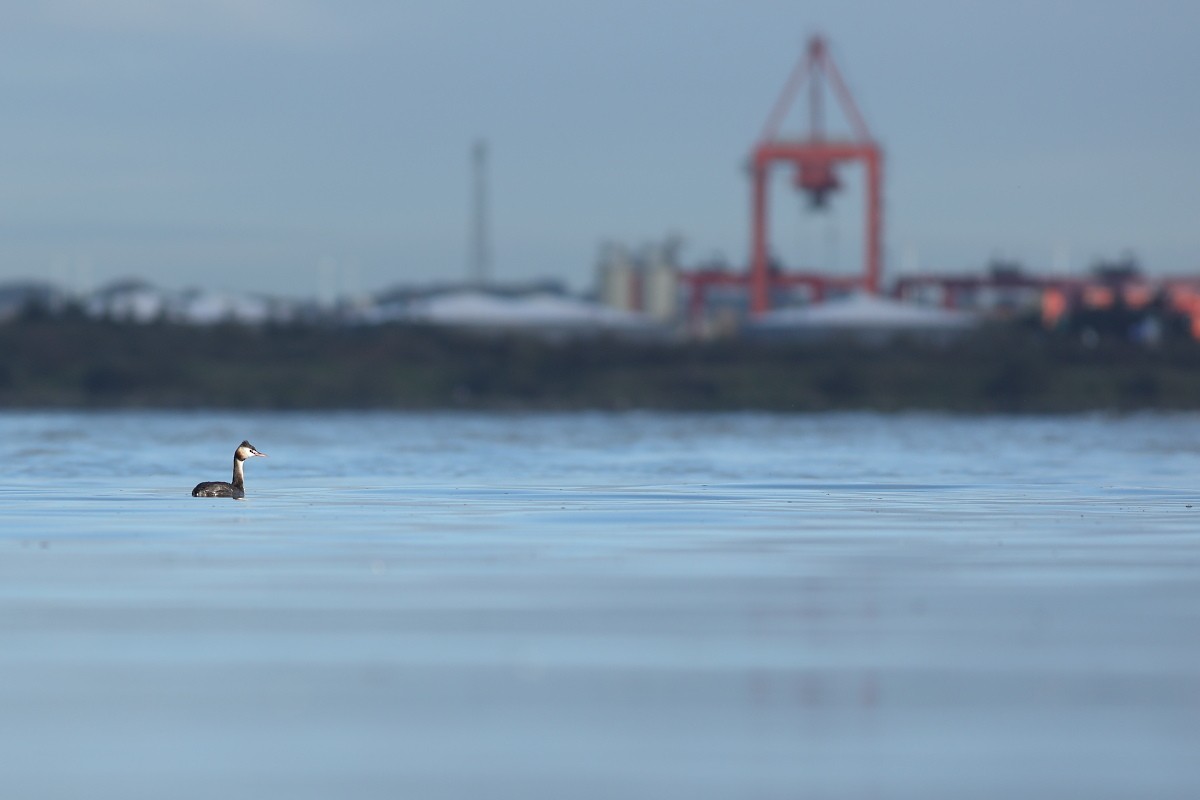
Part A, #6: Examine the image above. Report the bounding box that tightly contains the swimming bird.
[191,440,267,499]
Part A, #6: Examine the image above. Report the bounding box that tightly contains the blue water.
[1,411,1198,799]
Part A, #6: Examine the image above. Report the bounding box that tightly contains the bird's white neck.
[231,458,245,490]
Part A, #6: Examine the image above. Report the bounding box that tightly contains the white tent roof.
[403,291,656,329]
[174,291,271,325]
[752,293,977,330]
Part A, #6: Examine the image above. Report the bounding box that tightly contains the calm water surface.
[1,411,1198,799]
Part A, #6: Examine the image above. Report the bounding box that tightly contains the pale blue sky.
[1,0,1197,297]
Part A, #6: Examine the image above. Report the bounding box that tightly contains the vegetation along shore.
[4,308,1200,413]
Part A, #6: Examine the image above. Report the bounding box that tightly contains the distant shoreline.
[3,315,1200,413]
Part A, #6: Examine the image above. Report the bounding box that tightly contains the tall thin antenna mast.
[470,139,490,286]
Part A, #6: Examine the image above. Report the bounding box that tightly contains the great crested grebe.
[191,440,267,499]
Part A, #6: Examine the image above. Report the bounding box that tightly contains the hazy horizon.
[2,0,1198,299]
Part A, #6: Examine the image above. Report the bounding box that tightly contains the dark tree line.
[3,313,1200,412]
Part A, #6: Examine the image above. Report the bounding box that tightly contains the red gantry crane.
[748,35,884,313]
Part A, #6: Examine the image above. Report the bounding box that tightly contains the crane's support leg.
[865,148,883,295]
[750,164,770,314]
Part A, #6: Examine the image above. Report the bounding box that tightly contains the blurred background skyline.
[1,0,1197,298]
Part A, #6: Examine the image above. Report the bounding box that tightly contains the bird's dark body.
[191,481,244,499]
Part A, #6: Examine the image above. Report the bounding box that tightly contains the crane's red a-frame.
[748,35,883,313]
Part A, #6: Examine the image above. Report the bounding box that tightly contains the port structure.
[748,35,883,313]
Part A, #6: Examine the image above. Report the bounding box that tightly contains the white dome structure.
[748,293,977,340]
